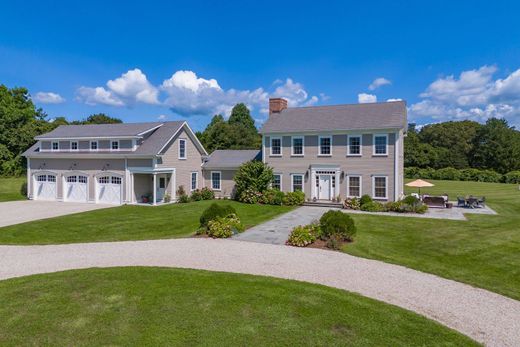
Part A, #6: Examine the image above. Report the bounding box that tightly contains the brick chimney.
[269,98,288,115]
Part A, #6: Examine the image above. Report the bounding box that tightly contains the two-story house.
[260,98,406,202]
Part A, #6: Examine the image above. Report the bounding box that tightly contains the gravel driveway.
[0,239,518,346]
[0,200,113,227]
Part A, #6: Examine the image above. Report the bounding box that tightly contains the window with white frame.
[272,174,281,190]
[348,135,361,155]
[270,137,281,155]
[191,172,198,191]
[71,141,78,151]
[291,174,303,192]
[373,134,388,155]
[179,139,187,159]
[373,176,387,199]
[52,141,59,151]
[347,175,361,197]
[111,140,119,151]
[291,136,304,156]
[211,171,221,190]
[319,136,331,155]
[90,141,98,151]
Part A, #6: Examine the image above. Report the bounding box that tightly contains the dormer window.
[71,141,78,151]
[111,140,119,151]
[52,141,59,151]
[90,141,98,151]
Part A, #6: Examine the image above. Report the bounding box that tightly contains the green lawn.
[0,200,293,245]
[344,180,520,300]
[0,267,476,346]
[0,177,26,202]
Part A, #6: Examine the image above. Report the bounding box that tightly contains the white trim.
[51,141,59,151]
[261,128,403,137]
[36,135,139,141]
[346,175,362,198]
[211,171,222,191]
[156,122,208,156]
[90,140,98,151]
[272,173,282,190]
[190,171,198,191]
[372,134,388,156]
[183,122,208,155]
[137,124,163,136]
[394,131,400,201]
[290,173,304,193]
[27,158,31,199]
[318,135,332,156]
[270,136,282,156]
[70,141,79,151]
[262,135,266,163]
[372,175,388,200]
[178,138,187,159]
[110,139,120,151]
[347,134,362,156]
[291,136,304,156]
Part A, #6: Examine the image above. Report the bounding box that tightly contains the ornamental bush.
[239,188,263,204]
[286,225,317,247]
[283,191,305,206]
[207,214,244,238]
[359,194,372,206]
[199,203,237,228]
[190,189,204,201]
[319,210,356,241]
[504,171,520,184]
[259,189,285,205]
[360,201,384,212]
[343,197,361,210]
[234,161,274,201]
[200,187,215,200]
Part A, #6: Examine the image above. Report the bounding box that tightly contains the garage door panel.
[65,175,88,202]
[97,175,122,204]
[34,174,57,201]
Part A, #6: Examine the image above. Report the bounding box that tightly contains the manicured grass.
[0,267,477,346]
[0,200,293,245]
[0,177,26,202]
[344,180,520,300]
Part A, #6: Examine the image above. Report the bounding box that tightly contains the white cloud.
[157,114,167,120]
[76,87,124,106]
[358,93,377,103]
[34,92,65,104]
[387,98,403,102]
[410,65,520,125]
[368,77,391,91]
[107,68,159,104]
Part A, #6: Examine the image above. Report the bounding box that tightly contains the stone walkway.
[0,238,519,346]
[232,206,332,244]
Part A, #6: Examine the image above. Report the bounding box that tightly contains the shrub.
[20,181,27,196]
[287,225,316,247]
[177,185,189,203]
[283,191,305,206]
[239,188,263,204]
[200,187,215,200]
[504,171,520,184]
[234,161,274,200]
[319,210,356,241]
[414,204,429,214]
[326,234,343,250]
[199,203,237,227]
[360,201,384,212]
[207,214,244,238]
[385,201,406,213]
[402,195,419,206]
[343,197,361,210]
[359,194,372,206]
[432,167,461,181]
[404,167,421,179]
[259,189,285,205]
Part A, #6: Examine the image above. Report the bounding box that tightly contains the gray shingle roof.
[35,122,164,139]
[202,150,261,169]
[260,101,407,134]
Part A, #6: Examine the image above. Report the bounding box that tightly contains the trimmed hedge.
[405,167,520,183]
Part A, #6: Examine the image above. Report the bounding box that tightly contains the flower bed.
[344,195,428,214]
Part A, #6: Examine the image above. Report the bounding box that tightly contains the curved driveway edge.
[0,238,518,346]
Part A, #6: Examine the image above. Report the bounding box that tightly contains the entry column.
[152,173,157,206]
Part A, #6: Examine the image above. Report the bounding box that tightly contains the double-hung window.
[179,139,187,159]
[373,176,387,199]
[71,141,78,151]
[291,136,304,156]
[291,174,303,192]
[347,175,361,198]
[319,136,331,155]
[272,174,281,190]
[211,171,221,191]
[52,141,59,151]
[90,141,98,151]
[347,135,361,156]
[191,172,198,191]
[270,137,281,156]
[373,134,388,155]
[111,140,119,151]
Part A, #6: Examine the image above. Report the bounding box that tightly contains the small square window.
[71,141,78,150]
[111,141,119,150]
[90,141,98,150]
[52,142,59,151]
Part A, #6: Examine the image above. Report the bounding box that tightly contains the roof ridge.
[285,100,405,111]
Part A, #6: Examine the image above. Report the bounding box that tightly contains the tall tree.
[228,103,255,131]
[70,113,122,125]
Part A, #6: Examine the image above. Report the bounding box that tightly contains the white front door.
[34,174,57,200]
[65,175,88,202]
[97,175,122,204]
[318,175,331,200]
[156,176,166,202]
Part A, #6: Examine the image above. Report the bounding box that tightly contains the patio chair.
[477,196,486,208]
[457,197,466,207]
[467,197,479,209]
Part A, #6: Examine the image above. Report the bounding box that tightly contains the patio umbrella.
[405,179,434,195]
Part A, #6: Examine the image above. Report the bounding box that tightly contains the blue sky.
[1,0,520,130]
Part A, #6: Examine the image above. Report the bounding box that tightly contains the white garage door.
[97,175,122,204]
[64,175,88,202]
[34,174,57,201]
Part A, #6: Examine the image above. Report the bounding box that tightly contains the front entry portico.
[129,167,176,205]
[310,165,340,201]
